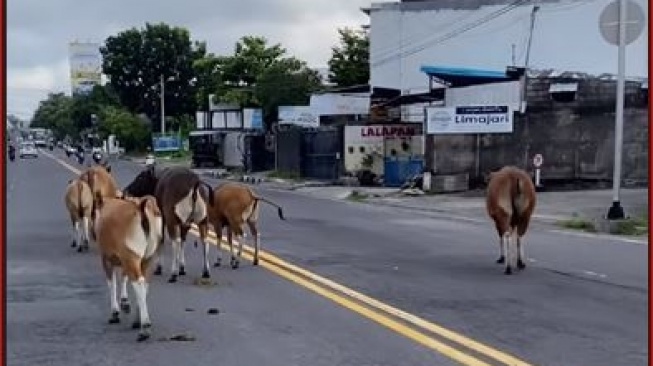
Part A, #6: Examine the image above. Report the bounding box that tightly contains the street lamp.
[160,74,175,135]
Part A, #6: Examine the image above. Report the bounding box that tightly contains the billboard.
[278,106,318,128]
[69,42,102,96]
[425,105,514,134]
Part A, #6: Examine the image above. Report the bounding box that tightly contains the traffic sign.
[599,0,645,46]
[533,154,543,168]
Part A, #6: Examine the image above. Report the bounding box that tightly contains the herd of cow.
[61,160,536,342]
[63,161,285,341]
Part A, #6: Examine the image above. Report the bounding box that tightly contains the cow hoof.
[108,311,120,324]
[120,299,130,314]
[168,274,178,283]
[517,260,526,270]
[137,332,150,342]
[77,246,83,253]
[153,266,162,276]
[132,321,141,329]
[504,266,513,275]
[71,240,77,248]
[202,270,210,279]
[231,259,239,269]
[179,266,186,276]
[496,256,505,264]
[253,258,259,266]
[213,259,221,267]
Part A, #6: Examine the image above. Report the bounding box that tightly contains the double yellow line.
[47,152,534,366]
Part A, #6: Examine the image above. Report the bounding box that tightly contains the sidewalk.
[123,157,648,237]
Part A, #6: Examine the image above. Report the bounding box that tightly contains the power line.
[371,0,531,68]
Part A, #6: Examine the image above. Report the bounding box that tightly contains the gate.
[301,127,343,181]
[383,134,424,187]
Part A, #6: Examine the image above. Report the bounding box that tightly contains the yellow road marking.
[47,152,534,366]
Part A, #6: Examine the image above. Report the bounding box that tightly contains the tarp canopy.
[420,65,514,88]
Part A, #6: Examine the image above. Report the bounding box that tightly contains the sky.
[7,0,372,121]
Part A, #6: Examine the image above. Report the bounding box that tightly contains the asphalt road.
[7,150,648,366]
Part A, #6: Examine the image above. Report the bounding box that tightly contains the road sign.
[599,0,645,46]
[533,154,543,168]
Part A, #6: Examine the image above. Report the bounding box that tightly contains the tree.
[31,93,75,140]
[97,105,151,152]
[328,28,370,87]
[202,36,321,127]
[100,22,206,130]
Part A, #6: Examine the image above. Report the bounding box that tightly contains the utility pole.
[160,74,166,135]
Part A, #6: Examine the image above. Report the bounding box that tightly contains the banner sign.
[69,42,102,96]
[425,105,513,134]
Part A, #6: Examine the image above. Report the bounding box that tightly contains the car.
[19,142,38,159]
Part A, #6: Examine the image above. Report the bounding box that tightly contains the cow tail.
[139,199,150,238]
[200,181,214,206]
[252,194,285,220]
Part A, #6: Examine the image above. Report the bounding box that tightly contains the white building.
[363,0,648,94]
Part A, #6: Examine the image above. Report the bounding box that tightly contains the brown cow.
[485,166,537,275]
[93,193,164,342]
[207,182,285,269]
[63,178,93,252]
[123,165,213,283]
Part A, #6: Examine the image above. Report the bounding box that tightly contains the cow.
[122,165,213,283]
[93,193,164,342]
[207,182,285,269]
[63,178,93,252]
[485,166,537,275]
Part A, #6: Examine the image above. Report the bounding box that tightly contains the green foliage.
[200,35,322,128]
[31,93,75,140]
[97,106,151,152]
[328,28,370,87]
[100,22,206,128]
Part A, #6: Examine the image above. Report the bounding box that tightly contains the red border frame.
[1,0,6,362]
[648,11,652,364]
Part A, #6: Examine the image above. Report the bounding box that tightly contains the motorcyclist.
[76,143,85,165]
[8,143,16,161]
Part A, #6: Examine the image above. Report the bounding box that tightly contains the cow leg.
[178,241,186,276]
[494,222,505,264]
[70,219,79,248]
[516,237,526,270]
[213,222,223,267]
[153,252,163,276]
[247,220,260,266]
[119,273,130,313]
[516,220,530,270]
[81,216,91,252]
[227,229,234,267]
[197,220,211,278]
[168,237,181,283]
[124,258,151,342]
[502,232,513,275]
[103,260,120,324]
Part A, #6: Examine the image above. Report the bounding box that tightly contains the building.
[363,0,648,93]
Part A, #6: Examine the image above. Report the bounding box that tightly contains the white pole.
[160,74,166,136]
[535,168,541,187]
[608,0,627,219]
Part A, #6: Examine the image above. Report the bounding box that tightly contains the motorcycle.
[92,151,103,165]
[77,151,85,165]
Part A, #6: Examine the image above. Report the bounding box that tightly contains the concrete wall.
[367,0,648,91]
[431,77,649,185]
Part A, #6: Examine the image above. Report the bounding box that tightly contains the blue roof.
[420,65,511,87]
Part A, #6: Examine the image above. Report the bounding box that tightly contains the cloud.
[7,0,371,119]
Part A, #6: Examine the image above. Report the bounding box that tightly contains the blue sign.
[152,135,181,152]
[251,109,263,129]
